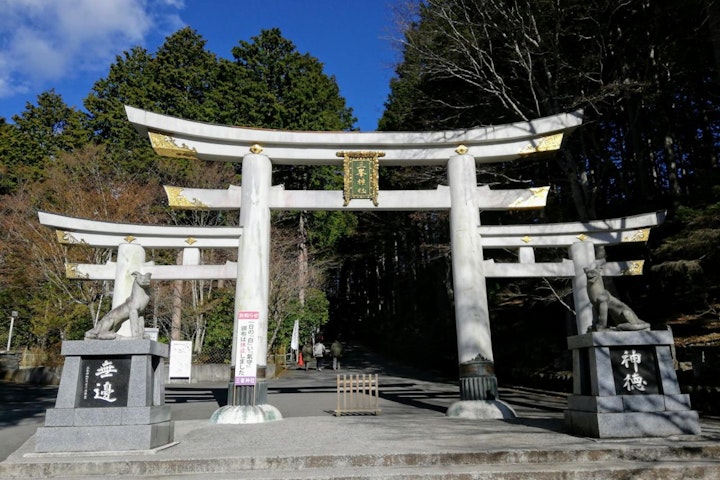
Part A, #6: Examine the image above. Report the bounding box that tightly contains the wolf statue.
[584,260,650,332]
[85,271,151,340]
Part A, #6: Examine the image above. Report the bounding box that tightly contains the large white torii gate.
[35,104,685,430]
[122,106,595,418]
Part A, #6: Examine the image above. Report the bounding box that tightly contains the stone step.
[4,445,720,479]
[4,460,720,479]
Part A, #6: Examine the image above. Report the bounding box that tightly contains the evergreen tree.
[0,91,89,194]
[84,28,222,180]
[222,28,358,352]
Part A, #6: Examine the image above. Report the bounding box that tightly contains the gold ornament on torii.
[337,151,384,207]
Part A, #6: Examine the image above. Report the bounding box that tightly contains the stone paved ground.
[2,343,720,478]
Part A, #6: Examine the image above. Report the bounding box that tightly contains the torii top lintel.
[124,106,583,166]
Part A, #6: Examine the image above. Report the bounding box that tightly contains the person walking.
[302,341,314,372]
[330,338,343,370]
[313,339,326,371]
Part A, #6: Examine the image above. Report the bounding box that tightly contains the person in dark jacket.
[330,338,343,370]
[301,341,314,372]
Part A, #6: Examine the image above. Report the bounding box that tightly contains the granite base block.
[564,409,701,438]
[565,331,701,438]
[568,394,692,413]
[35,421,174,453]
[36,339,173,453]
[44,405,171,427]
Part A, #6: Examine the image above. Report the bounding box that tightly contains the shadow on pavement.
[0,382,57,427]
[165,385,228,407]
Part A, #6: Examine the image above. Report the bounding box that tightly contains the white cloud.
[161,0,185,8]
[0,0,185,98]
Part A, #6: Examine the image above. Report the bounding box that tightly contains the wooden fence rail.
[335,374,381,416]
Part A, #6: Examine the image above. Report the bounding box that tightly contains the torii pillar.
[211,150,282,423]
[446,151,515,418]
[114,243,148,338]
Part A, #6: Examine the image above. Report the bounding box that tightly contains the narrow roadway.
[0,343,568,460]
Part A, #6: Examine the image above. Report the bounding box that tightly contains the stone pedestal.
[35,340,173,453]
[564,331,700,438]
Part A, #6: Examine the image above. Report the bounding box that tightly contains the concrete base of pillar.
[446,400,516,419]
[210,404,282,424]
[35,422,174,453]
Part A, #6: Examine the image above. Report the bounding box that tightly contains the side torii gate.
[40,209,663,341]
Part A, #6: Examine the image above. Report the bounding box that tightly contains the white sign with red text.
[234,311,259,386]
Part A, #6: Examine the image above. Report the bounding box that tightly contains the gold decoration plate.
[338,151,384,206]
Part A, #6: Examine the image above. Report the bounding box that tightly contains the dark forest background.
[1,1,718,393]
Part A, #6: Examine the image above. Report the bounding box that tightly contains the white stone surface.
[125,105,583,165]
[448,153,493,363]
[163,184,550,211]
[446,400,517,419]
[210,405,283,424]
[38,210,243,247]
[233,153,271,372]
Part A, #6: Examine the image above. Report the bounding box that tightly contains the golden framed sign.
[337,151,384,206]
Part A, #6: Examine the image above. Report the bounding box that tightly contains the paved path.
[2,344,720,478]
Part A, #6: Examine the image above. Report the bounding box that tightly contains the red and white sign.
[234,311,259,386]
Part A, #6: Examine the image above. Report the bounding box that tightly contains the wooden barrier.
[335,374,381,416]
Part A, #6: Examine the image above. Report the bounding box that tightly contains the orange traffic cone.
[298,352,304,367]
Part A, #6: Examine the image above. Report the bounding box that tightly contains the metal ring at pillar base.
[460,375,498,401]
[459,359,497,400]
[458,360,495,377]
[228,380,268,406]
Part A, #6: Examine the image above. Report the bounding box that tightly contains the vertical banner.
[234,311,260,386]
[291,319,299,352]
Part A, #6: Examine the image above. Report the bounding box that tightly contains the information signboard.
[169,340,193,381]
[234,311,259,386]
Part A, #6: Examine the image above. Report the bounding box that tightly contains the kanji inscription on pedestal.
[77,357,131,407]
[610,347,659,395]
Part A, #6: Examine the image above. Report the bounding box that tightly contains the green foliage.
[199,288,235,363]
[0,91,90,194]
[84,28,223,180]
[26,284,93,346]
[284,288,330,347]
[227,28,355,130]
[0,120,22,194]
[307,210,358,251]
[650,200,720,315]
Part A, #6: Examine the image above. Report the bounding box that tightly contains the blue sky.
[0,0,404,131]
